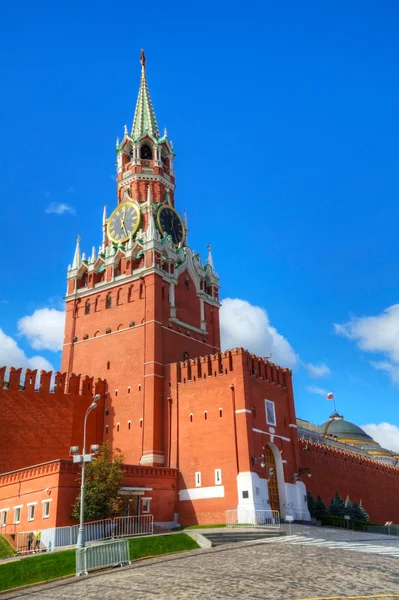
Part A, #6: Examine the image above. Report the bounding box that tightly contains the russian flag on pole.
[326,392,334,400]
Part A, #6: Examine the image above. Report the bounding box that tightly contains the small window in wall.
[219,408,223,418]
[128,420,131,430]
[265,399,276,426]
[117,423,120,432]
[140,418,143,428]
[204,411,207,420]
[14,507,22,524]
[195,472,201,487]
[85,301,91,315]
[189,413,193,422]
[1,510,8,526]
[106,294,112,309]
[105,425,109,434]
[28,504,36,521]
[42,500,51,519]
[215,469,222,485]
[142,498,151,513]
[242,490,249,499]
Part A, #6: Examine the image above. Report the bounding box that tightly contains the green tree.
[334,491,346,516]
[71,442,124,521]
[344,495,353,518]
[306,491,315,517]
[314,495,328,518]
[328,497,341,516]
[359,500,370,522]
[351,502,364,521]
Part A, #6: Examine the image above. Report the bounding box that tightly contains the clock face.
[107,201,140,244]
[157,205,185,246]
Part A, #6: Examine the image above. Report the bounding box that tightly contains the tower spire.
[131,50,160,140]
[72,235,81,269]
[206,243,215,271]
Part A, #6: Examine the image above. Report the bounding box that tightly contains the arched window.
[140,144,152,160]
[219,408,223,418]
[183,352,189,361]
[85,300,90,315]
[117,423,120,432]
[128,420,131,430]
[128,286,133,302]
[106,293,112,309]
[95,296,100,311]
[117,289,122,305]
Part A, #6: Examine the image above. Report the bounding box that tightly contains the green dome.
[319,414,375,444]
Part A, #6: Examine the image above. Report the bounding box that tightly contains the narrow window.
[117,423,120,432]
[195,472,201,487]
[105,425,109,434]
[204,411,208,420]
[140,418,143,428]
[115,389,118,397]
[142,498,151,514]
[139,283,144,299]
[106,293,112,309]
[265,399,276,426]
[28,504,36,521]
[183,351,189,361]
[128,420,131,430]
[1,510,8,526]
[107,361,110,370]
[128,386,131,394]
[42,501,50,519]
[215,469,222,485]
[140,144,152,159]
[85,301,90,315]
[14,507,21,524]
[219,408,223,418]
[189,413,193,422]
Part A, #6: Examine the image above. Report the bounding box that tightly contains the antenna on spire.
[140,49,146,73]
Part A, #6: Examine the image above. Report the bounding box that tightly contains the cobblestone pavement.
[2,527,399,600]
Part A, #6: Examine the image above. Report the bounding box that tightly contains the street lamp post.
[70,394,101,550]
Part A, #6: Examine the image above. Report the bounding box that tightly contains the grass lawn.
[0,549,76,592]
[0,536,15,559]
[129,533,199,560]
[0,533,199,592]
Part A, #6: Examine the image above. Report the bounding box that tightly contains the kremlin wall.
[1,53,399,536]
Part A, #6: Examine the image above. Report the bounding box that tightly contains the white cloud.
[361,422,399,453]
[45,202,76,215]
[18,308,65,352]
[0,329,54,373]
[220,298,297,368]
[335,304,399,383]
[306,385,328,396]
[303,362,331,378]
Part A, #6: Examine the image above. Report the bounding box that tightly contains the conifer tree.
[359,500,370,522]
[334,491,346,516]
[351,502,364,521]
[314,495,328,518]
[329,497,341,516]
[344,495,353,518]
[306,491,316,517]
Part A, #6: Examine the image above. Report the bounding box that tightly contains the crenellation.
[24,369,37,392]
[39,370,52,394]
[68,373,81,395]
[8,367,22,391]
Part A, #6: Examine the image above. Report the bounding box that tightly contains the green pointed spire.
[131,50,160,140]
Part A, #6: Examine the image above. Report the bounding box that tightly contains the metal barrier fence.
[15,515,154,555]
[76,539,130,576]
[226,509,280,529]
[363,524,399,536]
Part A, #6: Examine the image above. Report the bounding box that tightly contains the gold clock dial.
[157,205,185,246]
[107,201,140,243]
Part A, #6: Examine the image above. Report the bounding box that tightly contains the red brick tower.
[61,51,221,467]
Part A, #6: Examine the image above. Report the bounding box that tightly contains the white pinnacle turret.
[184,209,188,246]
[72,235,81,269]
[91,246,96,262]
[102,205,107,245]
[206,243,215,271]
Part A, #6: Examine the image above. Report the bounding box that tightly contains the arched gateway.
[264,445,280,512]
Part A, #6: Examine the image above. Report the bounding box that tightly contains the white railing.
[287,509,309,521]
[113,515,154,538]
[76,539,130,576]
[226,509,280,529]
[15,515,154,555]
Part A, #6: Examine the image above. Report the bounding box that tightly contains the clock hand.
[120,217,128,237]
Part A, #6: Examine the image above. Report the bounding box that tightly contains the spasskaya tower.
[61,51,221,467]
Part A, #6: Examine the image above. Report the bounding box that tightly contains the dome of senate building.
[319,413,377,446]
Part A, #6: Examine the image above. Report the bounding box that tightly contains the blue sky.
[1,1,399,449]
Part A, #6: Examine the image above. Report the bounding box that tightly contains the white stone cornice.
[118,172,175,192]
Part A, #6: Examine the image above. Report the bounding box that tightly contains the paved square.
[2,528,399,599]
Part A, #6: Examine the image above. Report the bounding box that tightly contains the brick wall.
[0,367,105,474]
[299,439,399,524]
